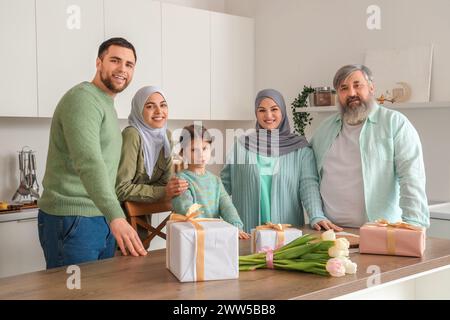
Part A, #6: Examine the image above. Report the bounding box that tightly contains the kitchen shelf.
[295,101,450,113]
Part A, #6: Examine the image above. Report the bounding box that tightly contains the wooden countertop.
[0,227,449,300]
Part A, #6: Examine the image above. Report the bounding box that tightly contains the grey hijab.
[128,86,171,178]
[239,89,309,156]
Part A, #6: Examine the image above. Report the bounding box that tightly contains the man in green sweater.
[38,38,147,269]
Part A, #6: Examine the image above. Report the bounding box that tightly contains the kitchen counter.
[429,202,450,220]
[0,227,449,300]
[0,208,38,223]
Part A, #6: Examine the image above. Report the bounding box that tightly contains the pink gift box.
[359,222,426,257]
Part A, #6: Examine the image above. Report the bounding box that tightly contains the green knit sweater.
[38,82,125,222]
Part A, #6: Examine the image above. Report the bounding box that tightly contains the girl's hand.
[165,177,189,199]
[313,219,343,232]
[239,230,251,240]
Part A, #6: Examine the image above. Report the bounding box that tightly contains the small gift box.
[359,219,426,257]
[251,222,302,253]
[166,204,239,282]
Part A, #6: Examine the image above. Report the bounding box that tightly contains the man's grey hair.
[333,64,374,89]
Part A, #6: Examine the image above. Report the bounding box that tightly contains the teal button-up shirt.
[311,103,430,228]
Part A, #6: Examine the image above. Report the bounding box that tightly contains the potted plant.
[290,86,315,136]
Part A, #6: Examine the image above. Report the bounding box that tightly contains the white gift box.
[166,220,239,282]
[251,227,302,253]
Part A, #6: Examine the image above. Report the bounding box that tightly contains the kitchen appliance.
[11,147,40,203]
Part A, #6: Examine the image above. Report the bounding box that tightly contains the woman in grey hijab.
[116,86,188,206]
[240,89,309,156]
[221,88,329,232]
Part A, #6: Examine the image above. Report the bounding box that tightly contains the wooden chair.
[123,200,172,250]
[123,160,184,249]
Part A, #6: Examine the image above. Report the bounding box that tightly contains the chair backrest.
[123,200,173,250]
[121,159,183,249]
[124,200,172,217]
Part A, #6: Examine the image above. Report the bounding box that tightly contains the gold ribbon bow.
[370,219,423,255]
[168,204,221,282]
[374,219,423,231]
[252,222,292,252]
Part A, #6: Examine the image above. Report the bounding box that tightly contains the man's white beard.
[339,97,375,126]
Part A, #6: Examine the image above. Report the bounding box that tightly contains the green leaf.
[290,85,315,135]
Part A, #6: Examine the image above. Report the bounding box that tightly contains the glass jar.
[309,87,336,106]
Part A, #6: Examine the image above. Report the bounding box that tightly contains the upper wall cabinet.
[1,1,255,121]
[162,3,211,120]
[0,0,38,117]
[105,0,162,119]
[211,12,255,120]
[36,0,104,117]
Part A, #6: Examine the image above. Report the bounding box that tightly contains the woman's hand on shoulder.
[165,176,189,199]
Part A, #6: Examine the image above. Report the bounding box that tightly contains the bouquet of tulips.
[239,229,357,277]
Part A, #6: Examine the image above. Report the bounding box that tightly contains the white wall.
[0,118,52,202]
[225,0,450,202]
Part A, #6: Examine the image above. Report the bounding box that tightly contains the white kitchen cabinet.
[0,213,46,278]
[104,0,162,119]
[335,265,450,300]
[0,0,38,117]
[211,12,255,120]
[1,1,255,120]
[162,3,211,120]
[36,0,104,117]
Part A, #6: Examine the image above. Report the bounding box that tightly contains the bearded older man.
[310,64,429,230]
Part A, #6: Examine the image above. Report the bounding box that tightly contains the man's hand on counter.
[313,219,343,232]
[110,218,148,257]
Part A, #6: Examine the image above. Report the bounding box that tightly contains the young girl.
[172,124,250,239]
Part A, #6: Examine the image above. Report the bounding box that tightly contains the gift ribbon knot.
[252,222,292,252]
[258,246,274,269]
